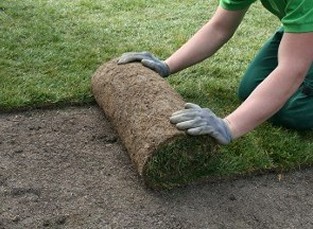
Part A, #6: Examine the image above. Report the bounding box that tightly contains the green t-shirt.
[219,0,313,33]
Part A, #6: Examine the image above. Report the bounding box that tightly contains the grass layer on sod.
[1,0,313,186]
[143,127,313,189]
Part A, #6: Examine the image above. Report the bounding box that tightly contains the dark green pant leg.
[238,28,283,100]
[238,27,313,130]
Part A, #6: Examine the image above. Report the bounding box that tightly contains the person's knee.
[237,83,252,101]
[237,72,258,101]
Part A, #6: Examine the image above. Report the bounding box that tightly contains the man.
[118,0,313,145]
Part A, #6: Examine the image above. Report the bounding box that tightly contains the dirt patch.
[0,106,313,228]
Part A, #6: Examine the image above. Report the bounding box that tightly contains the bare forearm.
[165,7,247,74]
[165,22,230,74]
[225,67,306,138]
[225,32,313,139]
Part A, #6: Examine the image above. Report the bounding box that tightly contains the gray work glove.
[118,51,170,77]
[170,103,233,145]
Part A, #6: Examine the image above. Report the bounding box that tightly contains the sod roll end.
[92,59,219,189]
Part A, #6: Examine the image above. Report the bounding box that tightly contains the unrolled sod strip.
[91,59,219,189]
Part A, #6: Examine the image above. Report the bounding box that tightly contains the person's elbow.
[277,62,308,85]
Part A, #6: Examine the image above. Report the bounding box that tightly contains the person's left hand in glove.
[170,103,233,145]
[118,51,170,77]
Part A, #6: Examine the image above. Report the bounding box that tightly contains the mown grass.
[1,0,312,185]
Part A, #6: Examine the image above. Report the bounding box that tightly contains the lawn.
[1,0,312,185]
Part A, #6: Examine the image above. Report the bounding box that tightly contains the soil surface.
[0,106,312,229]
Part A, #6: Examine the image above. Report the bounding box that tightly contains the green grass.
[1,0,313,186]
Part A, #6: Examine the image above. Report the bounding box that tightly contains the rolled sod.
[91,59,219,189]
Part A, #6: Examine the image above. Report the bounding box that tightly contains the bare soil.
[0,106,313,229]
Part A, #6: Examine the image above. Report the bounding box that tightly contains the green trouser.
[238,27,313,130]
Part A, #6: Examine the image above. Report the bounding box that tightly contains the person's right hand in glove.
[170,103,233,145]
[118,51,170,77]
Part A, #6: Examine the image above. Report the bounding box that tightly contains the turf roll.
[91,59,219,189]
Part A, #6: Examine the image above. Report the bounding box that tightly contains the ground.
[0,106,312,229]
